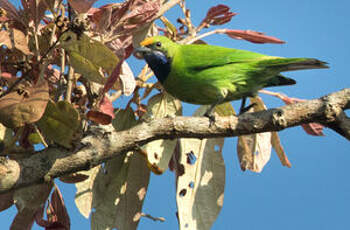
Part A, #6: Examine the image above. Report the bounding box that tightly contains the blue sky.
[2,0,350,229]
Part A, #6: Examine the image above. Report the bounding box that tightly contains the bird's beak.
[133,46,152,59]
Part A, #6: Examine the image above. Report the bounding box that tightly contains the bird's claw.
[204,112,216,127]
[239,103,256,115]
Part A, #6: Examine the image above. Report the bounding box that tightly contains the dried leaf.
[87,96,114,125]
[75,166,100,218]
[176,105,225,230]
[106,61,136,96]
[141,93,182,174]
[0,0,21,22]
[68,0,98,14]
[237,97,272,172]
[0,191,13,212]
[60,31,119,84]
[271,132,292,168]
[12,183,52,230]
[0,28,31,55]
[223,29,285,44]
[0,78,49,128]
[59,173,89,184]
[48,186,70,229]
[37,100,80,148]
[91,152,150,230]
[200,4,237,26]
[237,132,272,172]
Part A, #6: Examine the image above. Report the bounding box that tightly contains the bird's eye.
[155,42,162,47]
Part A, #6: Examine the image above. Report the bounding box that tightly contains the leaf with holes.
[60,31,119,84]
[37,100,80,148]
[176,105,225,230]
[90,109,150,229]
[236,97,272,172]
[0,79,49,128]
[141,93,182,174]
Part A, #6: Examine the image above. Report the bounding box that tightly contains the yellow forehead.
[140,37,154,46]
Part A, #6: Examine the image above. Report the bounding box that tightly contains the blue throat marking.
[144,50,171,84]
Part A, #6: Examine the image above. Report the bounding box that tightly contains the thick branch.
[0,89,349,193]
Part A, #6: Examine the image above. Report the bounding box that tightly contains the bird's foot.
[239,103,256,115]
[204,111,216,127]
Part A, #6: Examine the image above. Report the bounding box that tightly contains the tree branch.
[0,89,349,193]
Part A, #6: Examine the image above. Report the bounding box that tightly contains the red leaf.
[87,110,112,125]
[223,29,285,44]
[99,95,115,119]
[201,4,237,26]
[280,95,324,136]
[87,94,115,125]
[36,186,71,230]
[103,59,124,94]
[68,0,98,14]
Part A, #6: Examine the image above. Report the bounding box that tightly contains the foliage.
[0,0,325,229]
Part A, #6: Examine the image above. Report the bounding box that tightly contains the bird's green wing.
[177,44,273,70]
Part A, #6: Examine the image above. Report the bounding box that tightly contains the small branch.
[0,89,349,193]
[181,29,224,44]
[65,65,74,103]
[141,213,165,222]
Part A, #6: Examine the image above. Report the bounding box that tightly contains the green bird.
[134,36,328,118]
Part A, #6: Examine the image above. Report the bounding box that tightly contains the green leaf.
[60,31,119,84]
[176,106,225,230]
[0,79,49,128]
[142,93,182,174]
[112,107,138,131]
[37,100,80,148]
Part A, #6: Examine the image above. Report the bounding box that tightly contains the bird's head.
[133,36,178,60]
[134,36,178,83]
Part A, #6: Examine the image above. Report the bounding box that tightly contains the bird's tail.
[264,74,296,88]
[259,57,329,72]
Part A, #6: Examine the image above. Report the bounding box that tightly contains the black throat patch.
[144,50,171,84]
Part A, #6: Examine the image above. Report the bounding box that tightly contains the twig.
[141,213,165,222]
[65,64,74,103]
[34,125,48,148]
[181,29,225,44]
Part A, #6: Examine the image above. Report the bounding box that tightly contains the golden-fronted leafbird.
[134,36,328,117]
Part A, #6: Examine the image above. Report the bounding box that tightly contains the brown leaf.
[48,186,70,230]
[103,59,123,94]
[0,191,13,212]
[0,0,21,22]
[59,173,89,184]
[223,29,285,44]
[271,132,292,168]
[0,28,31,55]
[21,0,53,26]
[12,183,52,230]
[201,4,237,26]
[86,95,114,125]
[68,0,98,14]
[237,97,272,172]
[87,110,112,125]
[0,78,49,128]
